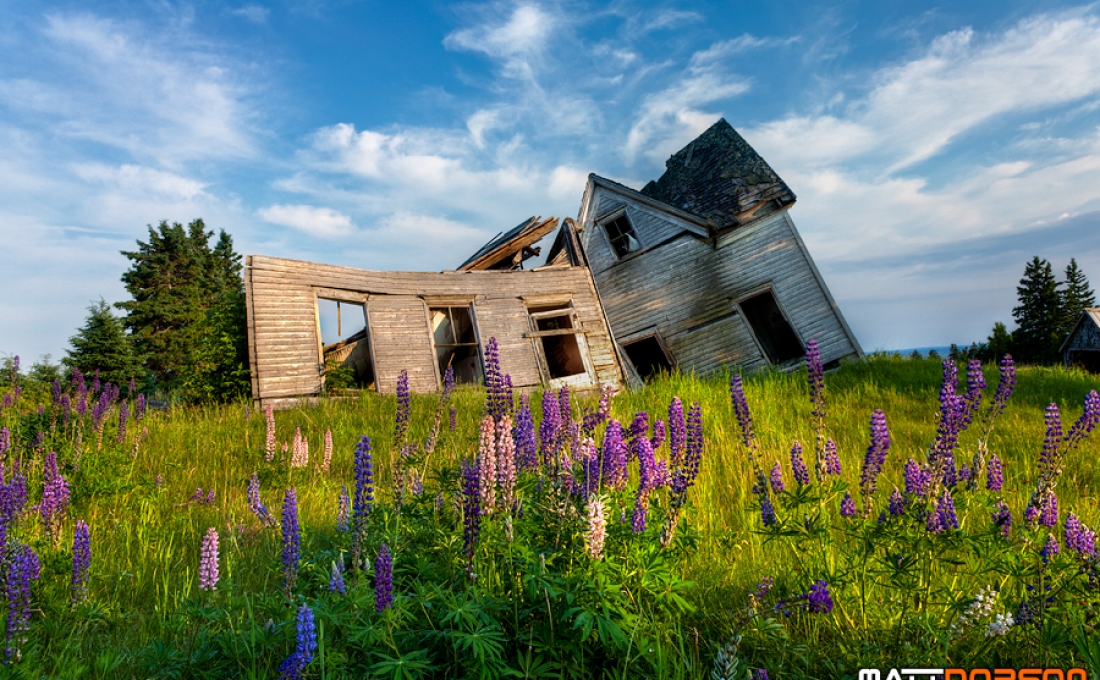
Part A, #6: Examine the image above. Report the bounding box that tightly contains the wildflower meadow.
[0,342,1099,678]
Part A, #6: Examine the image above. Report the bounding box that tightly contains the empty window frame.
[528,304,591,382]
[738,290,804,365]
[602,213,642,259]
[430,306,484,385]
[621,334,674,381]
[317,298,376,389]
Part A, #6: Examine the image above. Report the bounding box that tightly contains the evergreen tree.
[117,220,249,400]
[1011,256,1064,364]
[981,321,1014,361]
[64,299,142,387]
[1061,258,1096,336]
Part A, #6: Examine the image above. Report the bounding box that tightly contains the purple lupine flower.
[671,402,703,502]
[375,543,393,611]
[957,463,972,485]
[824,438,841,476]
[329,559,346,594]
[281,488,300,595]
[558,384,572,427]
[205,489,216,505]
[931,359,963,487]
[983,355,1016,426]
[859,410,891,499]
[769,461,785,494]
[760,495,777,527]
[806,339,828,479]
[904,458,930,496]
[636,430,663,493]
[60,394,71,425]
[888,488,905,516]
[1039,491,1059,528]
[4,543,40,662]
[155,474,163,489]
[191,488,205,502]
[1040,534,1059,562]
[668,397,686,465]
[628,411,648,457]
[600,419,628,490]
[198,527,219,591]
[631,490,649,534]
[926,503,944,534]
[135,393,146,421]
[52,378,61,405]
[0,428,9,457]
[497,414,517,509]
[353,436,373,530]
[986,454,1004,492]
[1038,403,1064,483]
[117,398,128,442]
[483,337,505,422]
[937,489,959,531]
[8,356,18,385]
[790,441,810,485]
[992,501,1012,538]
[72,519,91,605]
[650,418,666,451]
[1065,513,1083,553]
[840,492,856,518]
[449,405,457,432]
[578,437,600,497]
[394,370,410,449]
[476,416,497,514]
[582,385,616,435]
[538,389,561,469]
[805,580,834,614]
[41,451,70,540]
[960,359,986,428]
[1064,390,1100,453]
[513,395,538,470]
[729,374,756,454]
[248,473,276,527]
[1024,505,1039,526]
[462,460,481,560]
[278,604,317,680]
[754,669,769,680]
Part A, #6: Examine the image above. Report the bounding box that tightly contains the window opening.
[430,306,483,385]
[603,213,641,259]
[622,335,674,381]
[739,291,804,364]
[317,298,375,389]
[529,305,588,380]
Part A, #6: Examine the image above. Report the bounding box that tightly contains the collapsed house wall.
[576,175,862,378]
[244,254,623,408]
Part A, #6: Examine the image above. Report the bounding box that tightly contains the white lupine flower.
[986,613,1014,637]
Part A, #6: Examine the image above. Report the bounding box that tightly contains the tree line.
[976,256,1096,365]
[62,219,250,402]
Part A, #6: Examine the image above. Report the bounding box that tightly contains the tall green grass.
[2,355,1099,678]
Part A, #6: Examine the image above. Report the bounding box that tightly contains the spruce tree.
[1011,256,1063,364]
[117,219,249,399]
[1061,258,1096,336]
[64,299,142,387]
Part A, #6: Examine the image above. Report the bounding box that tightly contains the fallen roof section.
[457,216,559,271]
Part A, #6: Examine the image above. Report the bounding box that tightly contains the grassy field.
[1,353,1099,678]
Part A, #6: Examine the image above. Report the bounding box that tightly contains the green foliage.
[117,219,249,401]
[2,357,1099,677]
[64,298,143,388]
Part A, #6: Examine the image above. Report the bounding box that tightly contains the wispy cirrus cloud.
[259,204,357,238]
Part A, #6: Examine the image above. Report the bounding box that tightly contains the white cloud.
[72,164,208,200]
[229,5,270,23]
[445,2,560,82]
[259,204,357,238]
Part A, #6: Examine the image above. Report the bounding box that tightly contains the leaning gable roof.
[640,118,796,229]
[1059,308,1100,354]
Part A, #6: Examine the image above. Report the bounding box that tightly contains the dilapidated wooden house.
[243,118,862,406]
[1061,308,1100,372]
[244,244,624,408]
[570,119,862,380]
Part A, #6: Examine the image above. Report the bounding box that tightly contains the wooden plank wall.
[582,187,862,376]
[245,255,624,407]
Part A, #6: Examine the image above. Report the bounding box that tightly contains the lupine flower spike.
[198,527,219,591]
[375,543,393,611]
[72,520,91,605]
[282,488,300,595]
[278,604,317,680]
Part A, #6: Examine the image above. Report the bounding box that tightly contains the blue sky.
[3,0,1100,364]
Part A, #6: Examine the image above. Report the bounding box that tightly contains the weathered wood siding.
[245,255,623,407]
[581,183,862,376]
